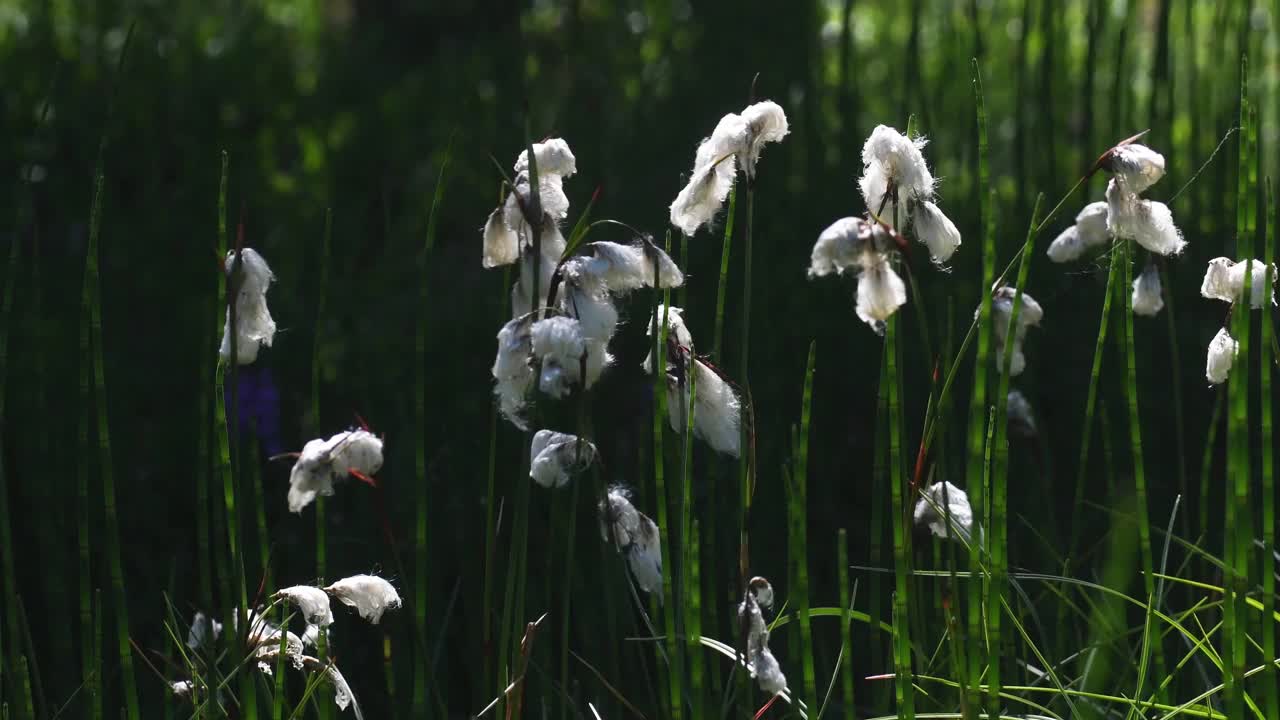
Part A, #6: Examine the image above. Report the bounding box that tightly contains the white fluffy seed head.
[187,612,223,650]
[859,125,934,211]
[275,586,335,627]
[510,231,562,318]
[558,259,619,344]
[1200,257,1275,308]
[913,481,974,542]
[670,159,735,237]
[809,217,869,278]
[219,248,276,365]
[910,199,962,265]
[492,316,534,429]
[666,357,741,457]
[483,207,520,268]
[1206,327,1238,385]
[287,430,384,513]
[1006,389,1037,438]
[738,100,789,178]
[1107,143,1166,194]
[324,575,402,624]
[1132,264,1165,317]
[584,240,684,292]
[1200,257,1236,303]
[531,316,588,398]
[325,665,360,717]
[598,487,663,596]
[1046,226,1085,263]
[1106,180,1185,256]
[987,287,1042,376]
[855,258,907,333]
[643,306,692,375]
[1048,202,1113,263]
[750,645,788,696]
[514,138,577,179]
[529,430,597,488]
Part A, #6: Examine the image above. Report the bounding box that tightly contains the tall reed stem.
[885,311,913,720]
[652,252,682,720]
[1260,177,1277,720]
[790,342,818,714]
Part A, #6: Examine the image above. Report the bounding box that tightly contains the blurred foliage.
[1,0,1277,717]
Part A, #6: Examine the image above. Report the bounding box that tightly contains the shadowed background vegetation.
[1,0,1277,718]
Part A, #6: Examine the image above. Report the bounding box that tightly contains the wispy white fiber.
[187,612,222,650]
[1132,264,1165,317]
[1047,202,1112,263]
[642,306,691,375]
[1206,328,1238,385]
[738,100,790,178]
[529,430,597,488]
[910,199,962,265]
[483,207,520,268]
[558,258,619,344]
[514,138,577,179]
[324,575,402,624]
[665,356,742,457]
[1106,179,1185,256]
[986,286,1043,376]
[219,248,276,365]
[598,487,662,596]
[1006,389,1037,438]
[531,316,588,398]
[1200,257,1276,308]
[492,316,534,430]
[584,240,685,292]
[738,577,787,695]
[275,585,335,627]
[855,258,907,333]
[287,430,384,513]
[1107,143,1167,194]
[913,481,974,542]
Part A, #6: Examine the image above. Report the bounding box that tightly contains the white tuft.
[739,579,787,695]
[666,357,741,457]
[558,258,619,343]
[529,430,597,488]
[913,481,975,542]
[531,316,588,398]
[855,258,907,332]
[275,586,335,627]
[510,226,564,318]
[482,207,520,268]
[1200,257,1275,308]
[1206,327,1238,385]
[809,217,870,278]
[911,199,962,265]
[514,138,577,179]
[670,159,735,237]
[324,575,402,624]
[326,664,361,717]
[1046,226,1086,263]
[598,488,663,596]
[492,316,534,430]
[187,612,223,650]
[584,240,684,292]
[1047,202,1112,263]
[219,248,276,365]
[1106,180,1185,256]
[1108,143,1166,193]
[859,125,934,212]
[287,430,384,513]
[643,306,692,375]
[1006,389,1037,438]
[738,100,790,178]
[171,680,195,698]
[986,286,1043,376]
[1131,264,1165,316]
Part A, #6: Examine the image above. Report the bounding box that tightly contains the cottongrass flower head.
[529,430,597,488]
[1006,389,1037,439]
[287,429,384,513]
[913,481,975,542]
[738,576,786,696]
[985,286,1043,376]
[323,574,402,624]
[1200,257,1276,309]
[1096,135,1183,257]
[274,585,335,628]
[808,216,906,334]
[645,306,742,456]
[857,124,962,264]
[598,486,662,596]
[669,101,788,236]
[557,236,685,346]
[1102,142,1166,194]
[186,611,223,650]
[1047,201,1111,263]
[492,315,535,429]
[482,138,578,268]
[219,248,276,365]
[510,222,567,318]
[1132,263,1165,317]
[1206,327,1239,385]
[530,315,609,398]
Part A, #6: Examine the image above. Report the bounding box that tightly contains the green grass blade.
[885,311,914,720]
[965,58,992,720]
[1119,236,1165,700]
[790,342,818,714]
[1260,177,1277,720]
[712,187,736,361]
[652,241,682,720]
[84,167,141,720]
[836,530,856,720]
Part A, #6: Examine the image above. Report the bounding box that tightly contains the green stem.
[652,250,682,719]
[886,313,914,720]
[1260,178,1277,720]
[792,342,818,714]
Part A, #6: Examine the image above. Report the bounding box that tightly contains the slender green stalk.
[836,529,856,720]
[988,194,1043,715]
[1198,391,1224,539]
[248,428,271,593]
[82,167,141,720]
[196,320,214,614]
[681,321,701,719]
[1159,260,1189,541]
[869,349,888,714]
[415,142,450,714]
[481,269,508,701]
[652,247,682,720]
[1068,247,1119,567]
[0,202,24,716]
[964,58,993,720]
[1260,177,1277,720]
[885,311,914,720]
[1119,236,1166,706]
[712,188,736,361]
[790,342,818,714]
